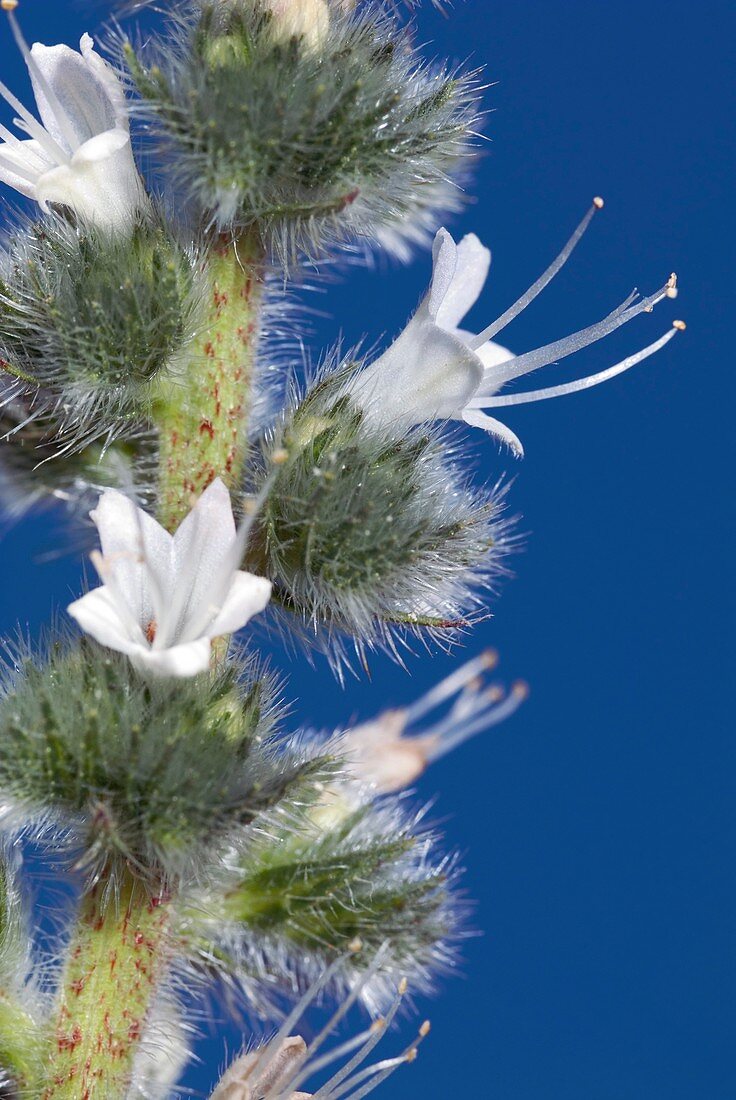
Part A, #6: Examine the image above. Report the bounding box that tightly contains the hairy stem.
[41,873,171,1100]
[154,229,265,531]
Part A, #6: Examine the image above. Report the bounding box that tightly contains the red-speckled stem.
[41,874,171,1100]
[155,230,265,532]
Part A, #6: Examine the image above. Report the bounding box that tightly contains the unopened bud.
[262,0,331,51]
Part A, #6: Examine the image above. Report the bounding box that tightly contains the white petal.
[169,479,238,642]
[461,408,525,457]
[0,138,49,198]
[208,572,273,638]
[358,320,484,427]
[35,130,145,230]
[424,228,458,322]
[435,234,491,331]
[89,490,173,630]
[28,38,121,150]
[79,34,128,129]
[67,587,146,654]
[130,638,213,679]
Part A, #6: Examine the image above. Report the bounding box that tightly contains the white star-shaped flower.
[0,11,147,231]
[68,479,272,678]
[348,200,682,457]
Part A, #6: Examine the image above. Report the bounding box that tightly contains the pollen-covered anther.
[666,272,679,298]
[1,1,19,13]
[593,195,605,209]
[673,319,687,331]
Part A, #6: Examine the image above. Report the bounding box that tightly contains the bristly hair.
[0,636,333,888]
[120,1,481,264]
[0,209,203,461]
[184,774,464,1019]
[244,349,514,677]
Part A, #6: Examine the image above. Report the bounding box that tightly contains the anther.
[593,196,604,209]
[398,978,408,995]
[1,1,19,11]
[272,447,290,465]
[481,648,499,670]
[419,1021,431,1037]
[348,937,363,954]
[513,681,531,700]
[666,273,679,299]
[672,319,687,331]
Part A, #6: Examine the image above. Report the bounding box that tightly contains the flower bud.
[262,0,330,50]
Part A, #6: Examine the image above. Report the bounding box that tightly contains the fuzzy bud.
[0,643,322,882]
[0,215,199,454]
[246,367,510,664]
[261,0,330,50]
[124,3,479,259]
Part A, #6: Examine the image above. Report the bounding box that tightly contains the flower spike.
[0,4,147,230]
[345,201,681,456]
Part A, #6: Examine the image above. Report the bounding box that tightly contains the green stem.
[41,872,171,1100]
[154,229,265,531]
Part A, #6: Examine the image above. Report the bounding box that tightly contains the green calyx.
[200,795,454,982]
[245,383,498,640]
[0,642,310,878]
[125,3,477,255]
[0,216,197,400]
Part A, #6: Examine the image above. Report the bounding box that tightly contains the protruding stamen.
[478,277,676,390]
[402,649,498,726]
[468,325,680,409]
[308,979,408,1099]
[0,75,69,164]
[469,198,605,349]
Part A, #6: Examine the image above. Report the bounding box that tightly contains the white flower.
[211,953,427,1099]
[348,199,683,457]
[67,479,272,678]
[0,11,147,231]
[340,651,527,793]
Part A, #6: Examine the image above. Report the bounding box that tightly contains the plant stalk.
[155,229,266,532]
[41,872,171,1100]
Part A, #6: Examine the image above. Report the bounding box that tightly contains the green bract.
[246,368,508,662]
[124,1,478,259]
[192,788,458,1007]
[0,215,199,452]
[0,642,325,880]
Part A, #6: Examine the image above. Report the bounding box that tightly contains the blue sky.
[0,1,733,1097]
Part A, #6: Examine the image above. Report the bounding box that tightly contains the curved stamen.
[0,76,69,163]
[470,197,605,348]
[477,276,677,390]
[0,149,38,183]
[469,323,682,408]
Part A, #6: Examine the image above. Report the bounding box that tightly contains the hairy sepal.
[188,777,460,1015]
[0,640,327,885]
[245,360,511,666]
[0,212,201,459]
[123,1,480,262]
